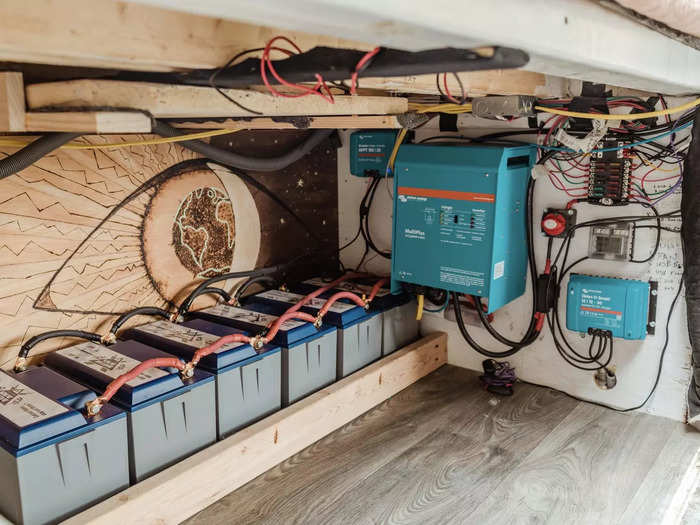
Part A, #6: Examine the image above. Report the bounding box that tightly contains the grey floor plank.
[185,366,496,525]
[309,384,578,525]
[466,402,676,525]
[184,365,700,525]
[620,424,700,525]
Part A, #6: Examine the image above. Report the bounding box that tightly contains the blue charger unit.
[566,274,657,340]
[390,143,536,313]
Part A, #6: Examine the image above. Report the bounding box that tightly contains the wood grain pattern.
[186,367,700,525]
[26,80,408,118]
[0,72,24,132]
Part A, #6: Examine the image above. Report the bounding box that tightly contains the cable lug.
[85,398,103,417]
[181,363,195,379]
[100,332,116,345]
[13,357,27,373]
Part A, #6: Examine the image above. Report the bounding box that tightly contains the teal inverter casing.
[391,143,536,313]
[566,274,656,340]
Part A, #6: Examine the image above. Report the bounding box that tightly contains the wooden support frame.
[170,115,402,130]
[26,80,408,118]
[25,112,152,133]
[0,72,25,132]
[64,333,447,525]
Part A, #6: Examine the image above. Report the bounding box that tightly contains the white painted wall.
[337,109,691,421]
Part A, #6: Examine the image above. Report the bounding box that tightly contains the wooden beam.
[170,115,402,130]
[0,72,25,132]
[25,112,152,133]
[0,0,371,72]
[65,333,447,525]
[359,69,569,97]
[26,80,408,118]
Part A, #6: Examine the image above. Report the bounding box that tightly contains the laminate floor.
[185,365,700,525]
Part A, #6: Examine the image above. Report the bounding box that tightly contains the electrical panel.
[390,143,536,313]
[349,131,399,177]
[588,138,632,205]
[566,274,657,340]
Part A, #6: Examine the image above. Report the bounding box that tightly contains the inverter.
[292,277,419,354]
[246,289,382,378]
[566,274,657,340]
[43,340,216,483]
[0,367,128,525]
[124,318,281,438]
[189,304,337,404]
[391,143,536,312]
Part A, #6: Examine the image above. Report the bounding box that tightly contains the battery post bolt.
[13,357,26,373]
[313,315,323,329]
[250,335,265,350]
[100,332,116,345]
[85,398,103,417]
[180,362,195,379]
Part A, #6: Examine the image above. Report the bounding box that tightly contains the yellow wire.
[416,294,424,321]
[408,103,473,115]
[0,128,238,150]
[638,157,679,173]
[388,128,408,172]
[535,97,700,120]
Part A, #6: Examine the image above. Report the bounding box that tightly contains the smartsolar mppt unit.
[44,340,215,482]
[566,274,657,340]
[124,319,281,438]
[189,304,337,405]
[246,290,382,378]
[391,143,536,313]
[0,367,128,525]
[292,277,419,354]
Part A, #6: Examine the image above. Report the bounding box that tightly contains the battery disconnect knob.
[541,212,566,237]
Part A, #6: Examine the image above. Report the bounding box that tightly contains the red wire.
[350,47,380,95]
[442,73,464,104]
[191,332,251,366]
[318,291,367,317]
[98,357,185,405]
[264,310,318,343]
[260,35,334,103]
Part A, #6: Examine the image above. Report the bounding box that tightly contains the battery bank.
[566,274,656,340]
[44,340,216,483]
[189,304,337,405]
[0,367,128,525]
[246,289,382,379]
[124,319,281,439]
[292,277,419,354]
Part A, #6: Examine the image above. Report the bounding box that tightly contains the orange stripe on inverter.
[397,187,495,202]
[580,306,621,315]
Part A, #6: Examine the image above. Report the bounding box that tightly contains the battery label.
[0,372,68,427]
[136,320,245,354]
[578,290,622,328]
[56,342,169,387]
[256,290,356,313]
[303,278,391,297]
[200,304,305,330]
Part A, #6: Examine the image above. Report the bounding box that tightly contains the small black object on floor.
[479,359,516,396]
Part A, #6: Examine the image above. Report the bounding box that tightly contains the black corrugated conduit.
[0,133,81,179]
[152,121,333,172]
[681,109,700,429]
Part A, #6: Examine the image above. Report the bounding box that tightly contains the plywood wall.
[0,130,338,367]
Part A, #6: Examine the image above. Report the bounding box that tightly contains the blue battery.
[244,289,383,378]
[123,319,282,438]
[566,274,655,340]
[292,277,419,354]
[0,367,128,525]
[44,340,216,482]
[189,304,337,404]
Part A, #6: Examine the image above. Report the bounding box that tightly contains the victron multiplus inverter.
[391,144,536,312]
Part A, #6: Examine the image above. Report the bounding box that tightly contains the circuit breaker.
[390,143,536,313]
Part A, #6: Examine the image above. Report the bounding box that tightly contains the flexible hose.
[153,121,333,172]
[109,306,171,335]
[0,133,81,180]
[232,275,277,304]
[17,329,102,363]
[200,287,232,303]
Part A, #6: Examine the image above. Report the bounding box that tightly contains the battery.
[246,289,382,379]
[44,340,216,483]
[292,277,419,355]
[189,304,337,405]
[566,274,657,340]
[123,318,281,439]
[0,367,128,525]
